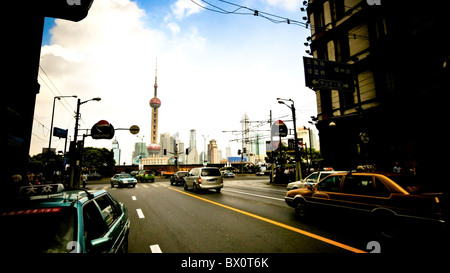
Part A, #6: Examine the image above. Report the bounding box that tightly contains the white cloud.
[171,0,203,20]
[167,22,181,34]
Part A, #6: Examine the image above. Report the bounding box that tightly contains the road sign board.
[360,132,370,144]
[53,127,68,138]
[271,120,288,137]
[129,125,140,135]
[303,57,355,92]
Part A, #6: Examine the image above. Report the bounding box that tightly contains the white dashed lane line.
[150,244,162,253]
[136,208,145,219]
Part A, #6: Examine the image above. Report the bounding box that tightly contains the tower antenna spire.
[154,58,158,97]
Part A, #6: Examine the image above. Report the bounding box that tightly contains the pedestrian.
[82,173,88,188]
[393,161,402,173]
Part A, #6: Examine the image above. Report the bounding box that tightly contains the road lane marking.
[169,187,366,253]
[222,189,284,201]
[136,208,145,219]
[150,244,162,253]
[132,196,137,200]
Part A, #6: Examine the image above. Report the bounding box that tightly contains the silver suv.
[184,167,223,193]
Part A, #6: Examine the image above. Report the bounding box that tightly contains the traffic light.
[163,149,167,155]
[238,149,241,155]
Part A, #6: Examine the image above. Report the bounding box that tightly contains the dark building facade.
[305,0,449,184]
[2,1,93,195]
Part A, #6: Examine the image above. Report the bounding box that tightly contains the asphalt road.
[88,176,445,254]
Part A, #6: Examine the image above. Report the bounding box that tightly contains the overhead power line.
[191,0,308,27]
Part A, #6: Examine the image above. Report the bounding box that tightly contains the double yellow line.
[169,188,366,253]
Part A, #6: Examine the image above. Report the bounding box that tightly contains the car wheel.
[295,200,308,218]
[216,188,221,193]
[184,182,188,190]
[110,182,114,188]
[193,183,199,193]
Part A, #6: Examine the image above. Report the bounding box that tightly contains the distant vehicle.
[130,171,139,177]
[256,171,265,176]
[222,170,235,178]
[170,171,189,185]
[0,184,130,253]
[285,172,446,238]
[184,167,223,193]
[87,173,102,181]
[136,170,155,182]
[111,173,137,188]
[286,171,343,191]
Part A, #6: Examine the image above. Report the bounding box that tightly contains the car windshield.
[201,168,221,176]
[178,172,188,177]
[118,174,132,178]
[0,206,77,253]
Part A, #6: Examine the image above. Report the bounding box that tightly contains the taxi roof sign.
[19,184,65,196]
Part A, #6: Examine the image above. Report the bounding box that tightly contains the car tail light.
[198,177,202,184]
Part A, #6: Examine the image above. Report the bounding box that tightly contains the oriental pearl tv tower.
[147,60,161,157]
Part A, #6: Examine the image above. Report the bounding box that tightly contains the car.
[87,172,102,181]
[286,171,343,191]
[0,184,130,253]
[222,170,235,178]
[136,170,155,182]
[184,167,223,193]
[170,171,189,185]
[285,172,446,238]
[111,173,137,188]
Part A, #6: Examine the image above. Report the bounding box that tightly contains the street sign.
[91,120,115,139]
[271,120,288,137]
[53,127,68,138]
[303,56,355,92]
[360,132,370,144]
[129,125,140,135]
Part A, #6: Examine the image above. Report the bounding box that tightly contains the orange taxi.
[285,172,446,238]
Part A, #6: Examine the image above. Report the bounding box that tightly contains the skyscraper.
[186,129,199,164]
[208,139,219,164]
[147,59,161,157]
[112,138,121,166]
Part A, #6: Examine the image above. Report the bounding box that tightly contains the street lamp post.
[47,95,77,173]
[277,98,302,181]
[69,97,101,189]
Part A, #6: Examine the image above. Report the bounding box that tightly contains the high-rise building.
[132,142,149,165]
[112,138,121,165]
[241,113,255,163]
[208,139,219,164]
[147,59,161,157]
[186,129,199,164]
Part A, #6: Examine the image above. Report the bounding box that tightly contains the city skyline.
[30,0,318,164]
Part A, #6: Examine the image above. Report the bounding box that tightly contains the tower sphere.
[147,143,161,155]
[150,97,161,108]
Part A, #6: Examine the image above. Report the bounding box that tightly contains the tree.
[82,147,115,177]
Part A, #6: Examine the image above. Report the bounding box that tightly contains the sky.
[31,0,318,165]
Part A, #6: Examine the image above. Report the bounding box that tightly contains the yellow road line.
[169,187,366,253]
